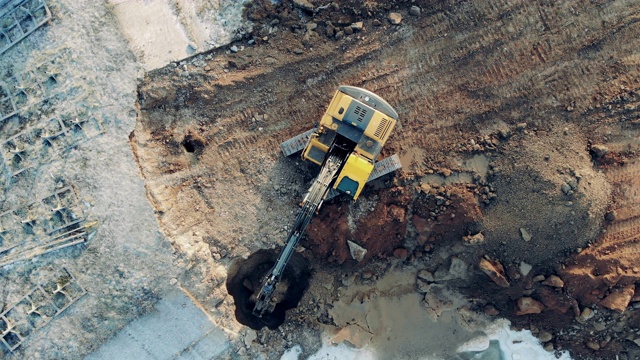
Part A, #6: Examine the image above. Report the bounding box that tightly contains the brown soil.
[130,0,640,358]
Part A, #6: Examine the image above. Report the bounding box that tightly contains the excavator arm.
[252,148,348,317]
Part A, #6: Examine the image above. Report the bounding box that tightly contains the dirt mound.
[482,124,611,266]
[560,159,640,305]
[226,249,310,330]
[303,186,411,264]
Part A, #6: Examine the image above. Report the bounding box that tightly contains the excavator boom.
[252,148,348,317]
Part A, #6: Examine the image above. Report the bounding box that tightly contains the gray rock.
[409,6,421,16]
[230,45,238,53]
[520,228,532,242]
[244,329,257,347]
[417,269,434,283]
[519,261,532,276]
[561,182,572,195]
[347,240,367,262]
[449,257,468,279]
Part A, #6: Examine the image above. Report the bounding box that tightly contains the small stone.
[344,26,354,35]
[532,275,545,282]
[244,329,257,346]
[462,232,485,245]
[169,278,178,285]
[542,275,564,288]
[351,22,364,31]
[484,305,499,316]
[586,340,600,351]
[341,275,354,287]
[203,65,211,71]
[544,342,554,352]
[419,182,432,193]
[605,210,617,221]
[479,258,510,288]
[335,31,344,40]
[292,48,305,55]
[520,228,532,242]
[188,42,198,51]
[561,183,572,195]
[417,269,434,283]
[293,0,314,11]
[440,168,452,177]
[230,45,238,53]
[388,12,402,25]
[409,6,421,16]
[372,19,382,27]
[538,331,553,343]
[393,248,409,260]
[416,279,430,293]
[591,144,609,158]
[347,240,367,262]
[326,26,335,37]
[306,22,318,31]
[579,307,594,321]
[519,261,533,276]
[516,297,544,315]
[449,257,468,279]
[516,123,527,131]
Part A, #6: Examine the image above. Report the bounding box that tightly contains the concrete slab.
[86,289,229,360]
[108,0,250,70]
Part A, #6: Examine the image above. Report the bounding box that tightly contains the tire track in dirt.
[562,159,640,305]
[132,0,640,244]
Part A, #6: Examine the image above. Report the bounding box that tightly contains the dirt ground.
[2,0,640,359]
[131,0,640,358]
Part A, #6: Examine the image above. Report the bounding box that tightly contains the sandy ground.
[2,0,640,359]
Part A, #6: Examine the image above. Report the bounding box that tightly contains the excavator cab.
[299,85,400,200]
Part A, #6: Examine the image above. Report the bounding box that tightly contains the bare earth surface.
[2,0,640,359]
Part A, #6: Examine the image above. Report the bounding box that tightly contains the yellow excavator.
[252,85,401,317]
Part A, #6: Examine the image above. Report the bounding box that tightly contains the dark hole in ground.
[226,248,310,330]
[181,134,205,153]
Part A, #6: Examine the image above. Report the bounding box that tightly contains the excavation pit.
[225,249,310,330]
